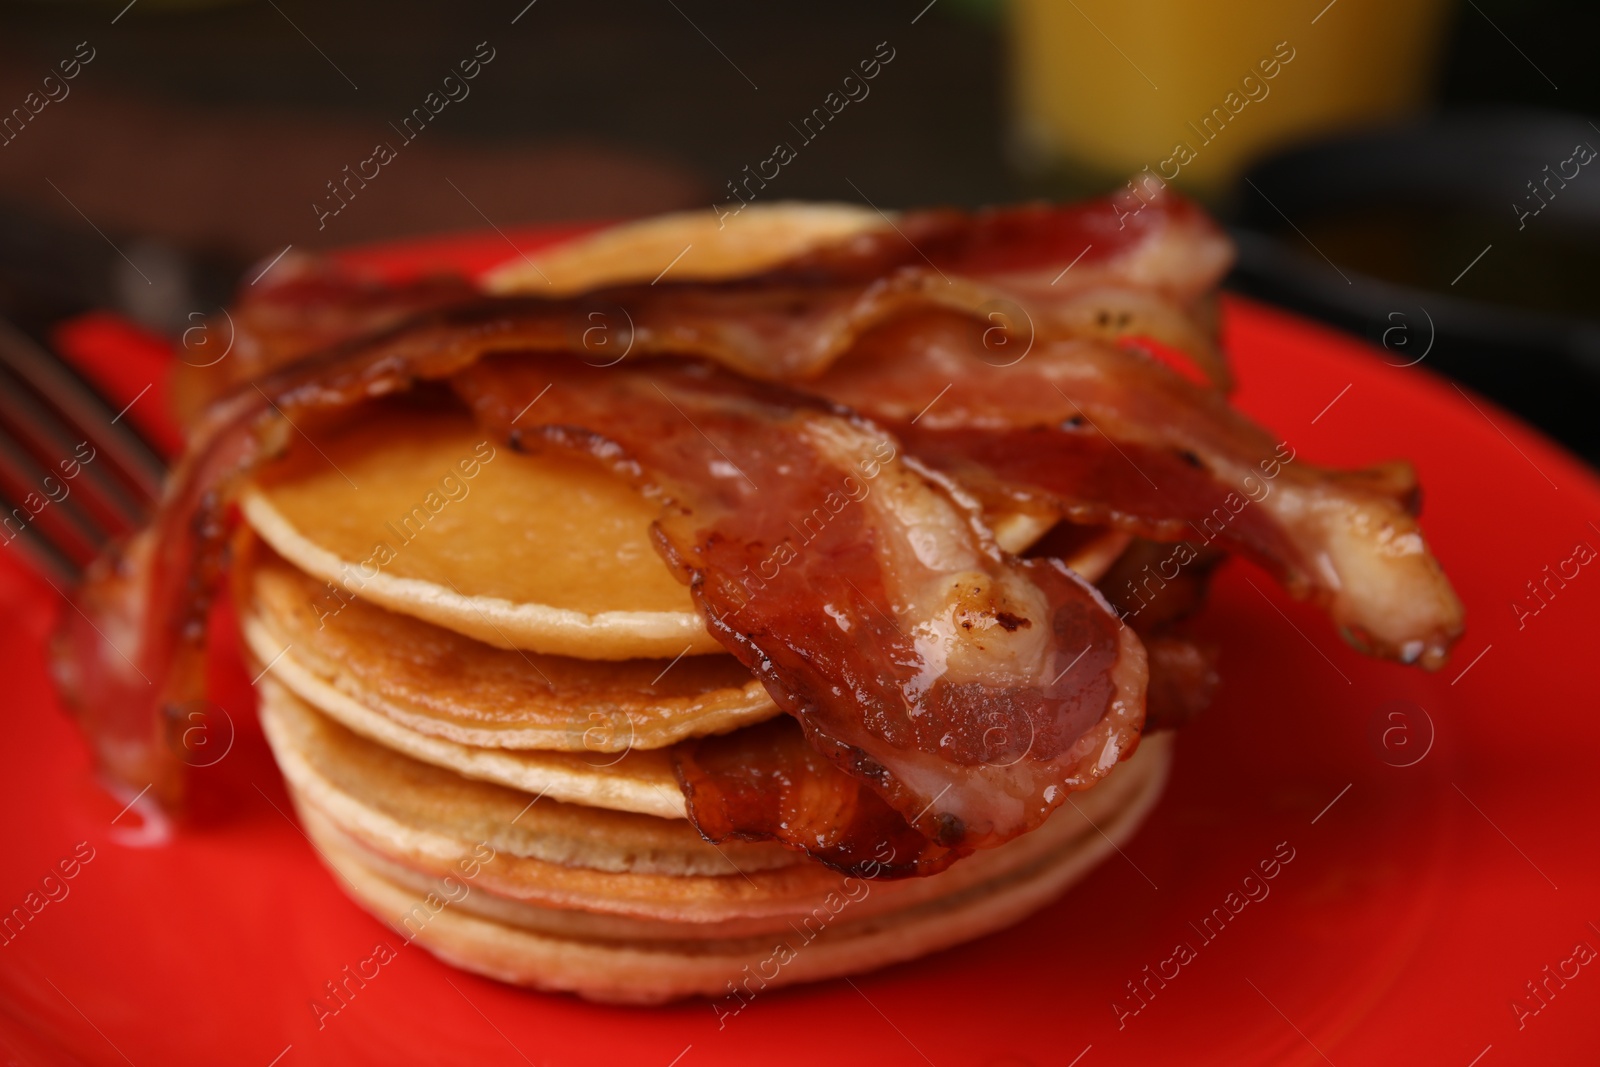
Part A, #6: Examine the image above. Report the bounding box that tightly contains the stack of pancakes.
[236,207,1174,1004]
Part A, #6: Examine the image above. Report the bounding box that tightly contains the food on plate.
[52,187,1463,1001]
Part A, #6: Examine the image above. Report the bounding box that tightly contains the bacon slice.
[770,187,1235,388]
[814,314,1465,667]
[452,355,1147,864]
[52,318,495,809]
[176,189,1230,398]
[51,189,1452,836]
[672,632,1207,879]
[671,534,1216,879]
[1077,534,1227,633]
[1141,636,1220,733]
[672,717,947,878]
[171,259,480,427]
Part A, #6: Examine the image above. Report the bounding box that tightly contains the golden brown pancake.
[261,680,1170,924]
[273,703,1171,1003]
[482,202,886,296]
[241,537,779,752]
[242,403,1080,661]
[246,206,901,660]
[242,403,719,660]
[303,796,1165,1003]
[240,404,1088,662]
[251,655,688,817]
[261,680,813,882]
[243,535,1143,818]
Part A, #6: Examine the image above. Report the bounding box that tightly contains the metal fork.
[0,316,167,587]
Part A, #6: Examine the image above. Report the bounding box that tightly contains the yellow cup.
[1007,0,1452,196]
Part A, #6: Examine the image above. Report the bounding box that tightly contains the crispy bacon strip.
[52,323,493,809]
[771,186,1234,387]
[51,189,1450,837]
[185,189,1231,396]
[1088,536,1227,633]
[673,717,949,878]
[172,259,479,427]
[1141,636,1220,733]
[815,315,1465,667]
[452,356,1147,866]
[672,630,1207,877]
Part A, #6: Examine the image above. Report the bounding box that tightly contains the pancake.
[242,403,717,660]
[250,648,687,817]
[261,679,1170,924]
[243,402,1107,660]
[306,794,1159,1004]
[242,208,1080,659]
[241,537,779,752]
[277,716,1170,1003]
[261,679,831,887]
[482,202,886,296]
[244,540,1144,817]
[261,679,799,875]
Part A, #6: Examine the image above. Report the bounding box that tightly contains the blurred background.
[1,0,1596,462]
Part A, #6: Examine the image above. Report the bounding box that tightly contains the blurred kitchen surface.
[1,0,1596,460]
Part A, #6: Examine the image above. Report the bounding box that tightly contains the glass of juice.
[1006,0,1453,198]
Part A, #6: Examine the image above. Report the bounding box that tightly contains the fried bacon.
[190,189,1231,398]
[452,355,1146,869]
[171,258,480,428]
[767,188,1235,389]
[814,314,1465,667]
[673,716,948,878]
[1140,636,1220,733]
[51,190,1462,878]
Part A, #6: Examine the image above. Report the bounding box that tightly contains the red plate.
[3,227,1597,1067]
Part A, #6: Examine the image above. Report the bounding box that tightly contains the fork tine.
[0,487,81,587]
[0,361,148,530]
[0,425,109,566]
[0,316,167,502]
